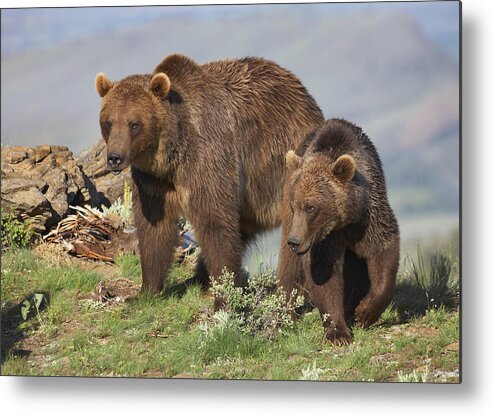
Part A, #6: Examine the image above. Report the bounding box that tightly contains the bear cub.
[277,118,400,345]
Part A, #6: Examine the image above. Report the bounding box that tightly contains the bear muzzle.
[107,153,126,175]
[287,237,311,256]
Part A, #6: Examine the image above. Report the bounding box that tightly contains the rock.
[0,176,54,233]
[1,140,138,235]
[7,151,27,164]
[78,139,131,206]
[34,144,51,163]
[1,145,91,233]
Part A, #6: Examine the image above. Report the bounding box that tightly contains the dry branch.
[43,205,119,262]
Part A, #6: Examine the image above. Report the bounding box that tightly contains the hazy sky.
[1,2,459,58]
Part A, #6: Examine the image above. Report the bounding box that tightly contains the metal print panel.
[1,1,460,383]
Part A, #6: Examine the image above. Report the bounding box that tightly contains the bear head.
[285,150,357,255]
[95,72,175,175]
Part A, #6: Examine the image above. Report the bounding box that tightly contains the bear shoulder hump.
[153,53,201,77]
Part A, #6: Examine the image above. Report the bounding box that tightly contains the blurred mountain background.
[0,2,460,265]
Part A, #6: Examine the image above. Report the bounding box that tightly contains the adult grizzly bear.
[278,118,399,345]
[95,54,324,296]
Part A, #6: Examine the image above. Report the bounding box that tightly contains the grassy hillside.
[1,246,459,382]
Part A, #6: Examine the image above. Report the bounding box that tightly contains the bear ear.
[150,73,171,99]
[95,73,113,97]
[286,150,303,170]
[332,155,356,182]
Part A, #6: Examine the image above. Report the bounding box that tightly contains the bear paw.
[325,325,353,346]
[355,299,381,328]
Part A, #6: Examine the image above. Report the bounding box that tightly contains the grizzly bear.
[277,118,400,345]
[95,54,324,296]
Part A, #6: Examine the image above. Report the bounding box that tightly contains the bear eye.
[305,204,316,213]
[104,120,112,130]
[129,122,140,132]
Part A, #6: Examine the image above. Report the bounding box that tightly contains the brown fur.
[277,118,400,345]
[95,54,324,294]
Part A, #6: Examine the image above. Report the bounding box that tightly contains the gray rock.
[1,145,91,233]
[34,144,51,163]
[1,175,54,233]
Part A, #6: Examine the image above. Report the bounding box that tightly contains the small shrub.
[397,367,429,383]
[406,247,458,310]
[100,182,133,229]
[300,362,325,381]
[1,213,34,250]
[207,268,304,340]
[396,246,459,317]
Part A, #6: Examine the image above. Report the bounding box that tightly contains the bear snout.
[287,237,311,255]
[287,236,301,252]
[107,153,125,174]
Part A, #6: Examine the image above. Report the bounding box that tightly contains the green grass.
[114,253,142,283]
[1,248,460,382]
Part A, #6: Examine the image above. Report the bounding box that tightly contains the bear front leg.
[306,271,353,346]
[132,173,179,294]
[355,240,400,328]
[306,239,353,345]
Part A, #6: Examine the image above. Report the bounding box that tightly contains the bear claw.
[325,327,353,346]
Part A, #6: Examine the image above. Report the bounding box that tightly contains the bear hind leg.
[355,242,399,328]
[192,218,246,310]
[191,254,212,291]
[192,230,253,291]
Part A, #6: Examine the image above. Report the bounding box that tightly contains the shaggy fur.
[95,53,324,294]
[277,118,400,345]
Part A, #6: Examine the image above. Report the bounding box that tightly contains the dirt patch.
[369,353,400,366]
[444,342,459,352]
[388,324,438,338]
[404,325,438,337]
[93,278,140,304]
